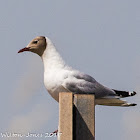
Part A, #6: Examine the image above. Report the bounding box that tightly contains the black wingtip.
[113,89,137,98]
[129,91,137,96]
[132,91,137,96]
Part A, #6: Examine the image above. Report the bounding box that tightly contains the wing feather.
[62,71,115,98]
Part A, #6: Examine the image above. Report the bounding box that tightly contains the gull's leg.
[50,129,58,136]
[53,129,58,134]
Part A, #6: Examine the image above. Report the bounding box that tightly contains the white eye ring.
[33,40,39,44]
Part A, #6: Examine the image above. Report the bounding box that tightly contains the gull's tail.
[95,98,137,107]
[95,90,137,107]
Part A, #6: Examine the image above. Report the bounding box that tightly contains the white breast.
[44,69,70,101]
[41,37,74,101]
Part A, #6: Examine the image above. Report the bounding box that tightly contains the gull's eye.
[33,40,39,44]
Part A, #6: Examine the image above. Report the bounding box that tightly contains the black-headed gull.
[18,36,137,107]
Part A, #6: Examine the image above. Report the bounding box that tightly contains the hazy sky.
[0,0,140,140]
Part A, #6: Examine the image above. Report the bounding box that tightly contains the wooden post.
[73,94,95,140]
[59,92,95,140]
[59,92,73,140]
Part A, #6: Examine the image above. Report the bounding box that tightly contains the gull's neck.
[41,38,66,72]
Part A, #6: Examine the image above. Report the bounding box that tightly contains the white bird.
[18,36,137,107]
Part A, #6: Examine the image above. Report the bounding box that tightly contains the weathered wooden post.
[59,92,95,140]
[59,92,73,140]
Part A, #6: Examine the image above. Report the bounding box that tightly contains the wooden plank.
[59,92,73,140]
[59,93,95,140]
[73,94,95,140]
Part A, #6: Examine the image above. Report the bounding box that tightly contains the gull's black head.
[18,36,47,56]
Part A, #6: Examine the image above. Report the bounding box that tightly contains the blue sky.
[0,0,140,140]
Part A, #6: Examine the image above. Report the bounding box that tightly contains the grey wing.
[62,71,115,98]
